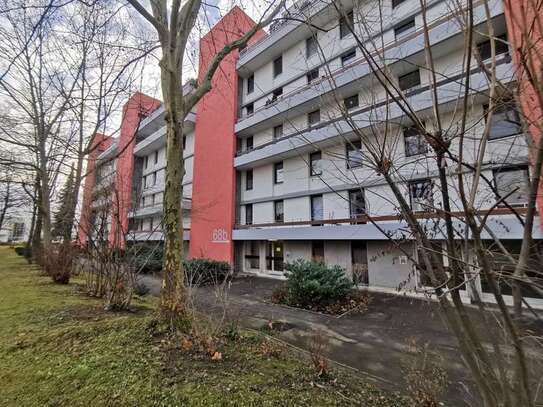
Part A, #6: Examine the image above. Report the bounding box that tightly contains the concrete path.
[138,273,543,406]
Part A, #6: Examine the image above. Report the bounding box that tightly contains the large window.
[404,126,428,156]
[394,18,415,40]
[349,189,366,218]
[477,34,509,61]
[273,55,283,77]
[409,179,433,212]
[273,124,283,139]
[344,94,359,109]
[341,48,356,67]
[307,68,319,84]
[346,140,363,168]
[339,10,354,38]
[493,167,530,207]
[392,0,406,8]
[246,102,254,116]
[306,36,318,57]
[245,204,253,225]
[272,87,283,101]
[245,170,253,190]
[245,136,253,151]
[310,151,322,176]
[311,194,324,221]
[247,74,254,94]
[399,69,421,91]
[312,241,325,263]
[245,241,259,269]
[274,200,284,223]
[308,109,321,127]
[274,161,284,184]
[486,102,522,139]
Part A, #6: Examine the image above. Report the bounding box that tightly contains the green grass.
[0,247,407,406]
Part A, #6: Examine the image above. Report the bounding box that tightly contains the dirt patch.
[271,288,372,316]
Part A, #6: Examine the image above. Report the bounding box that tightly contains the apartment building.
[78,2,543,305]
[232,0,541,303]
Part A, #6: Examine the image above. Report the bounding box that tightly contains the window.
[477,34,509,61]
[152,171,157,186]
[312,241,325,263]
[394,18,416,40]
[339,10,354,38]
[149,217,154,231]
[246,136,254,151]
[151,193,156,205]
[245,204,253,225]
[349,189,366,217]
[247,74,254,94]
[392,0,407,7]
[409,179,433,212]
[341,48,356,66]
[245,241,259,269]
[273,124,283,139]
[311,194,324,221]
[274,161,284,184]
[307,68,319,84]
[143,175,147,189]
[306,36,318,57]
[273,55,283,77]
[310,151,322,176]
[346,140,363,168]
[183,135,187,150]
[404,126,428,156]
[246,103,254,116]
[154,150,159,164]
[141,196,146,207]
[274,200,284,223]
[399,69,421,91]
[486,102,522,139]
[308,109,321,127]
[246,169,253,190]
[344,94,359,109]
[272,87,283,101]
[493,167,530,207]
[144,156,149,169]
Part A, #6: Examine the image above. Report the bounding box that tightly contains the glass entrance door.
[266,241,284,274]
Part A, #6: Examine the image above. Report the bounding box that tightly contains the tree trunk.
[159,46,187,324]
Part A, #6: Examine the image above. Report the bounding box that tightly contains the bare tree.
[125,0,285,323]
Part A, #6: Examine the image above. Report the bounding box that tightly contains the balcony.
[126,229,190,241]
[134,111,196,157]
[128,199,192,219]
[234,56,514,169]
[233,212,542,241]
[235,0,505,135]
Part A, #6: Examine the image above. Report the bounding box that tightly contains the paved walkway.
[139,274,543,406]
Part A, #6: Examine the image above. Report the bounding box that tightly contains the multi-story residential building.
[79,2,543,306]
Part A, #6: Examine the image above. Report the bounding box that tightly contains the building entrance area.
[266,241,284,274]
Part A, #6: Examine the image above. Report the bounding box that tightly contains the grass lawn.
[0,247,408,406]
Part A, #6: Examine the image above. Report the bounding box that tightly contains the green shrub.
[125,243,163,273]
[14,246,31,257]
[184,258,231,286]
[284,259,353,307]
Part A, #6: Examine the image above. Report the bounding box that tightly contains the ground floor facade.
[234,237,543,308]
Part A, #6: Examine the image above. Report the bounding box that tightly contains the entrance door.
[266,241,284,274]
[352,241,368,285]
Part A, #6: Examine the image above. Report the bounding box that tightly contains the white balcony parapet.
[234,57,514,169]
[235,0,504,134]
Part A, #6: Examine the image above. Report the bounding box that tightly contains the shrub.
[184,258,231,286]
[14,246,31,257]
[284,260,353,307]
[125,243,163,273]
